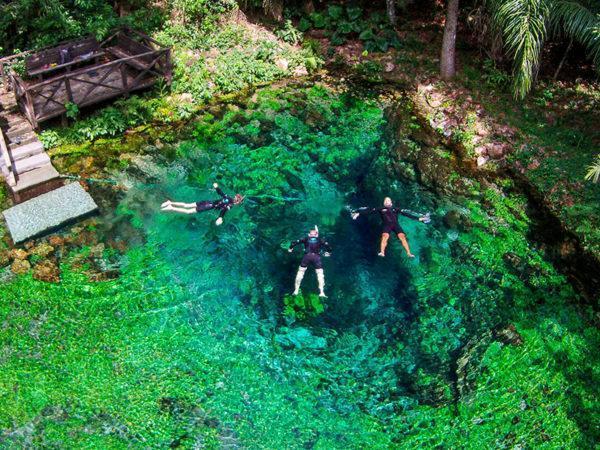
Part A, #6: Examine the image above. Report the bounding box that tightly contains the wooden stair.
[0,84,61,202]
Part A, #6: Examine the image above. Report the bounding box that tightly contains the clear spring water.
[93,86,454,445]
[6,83,595,448]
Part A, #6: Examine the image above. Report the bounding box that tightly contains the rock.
[485,142,509,159]
[384,62,395,73]
[494,324,523,346]
[107,239,128,253]
[292,65,308,77]
[179,93,194,103]
[0,250,10,268]
[24,241,34,250]
[275,58,289,71]
[48,235,65,247]
[89,243,105,259]
[474,145,487,156]
[9,249,28,261]
[475,123,488,137]
[443,210,472,232]
[477,155,488,167]
[11,258,31,275]
[31,243,55,258]
[527,159,540,170]
[32,259,60,283]
[455,331,492,400]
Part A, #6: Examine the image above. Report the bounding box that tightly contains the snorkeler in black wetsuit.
[352,197,428,257]
[288,226,332,297]
[161,183,244,225]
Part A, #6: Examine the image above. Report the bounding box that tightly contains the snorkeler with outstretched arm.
[351,197,428,258]
[288,226,332,298]
[161,183,244,225]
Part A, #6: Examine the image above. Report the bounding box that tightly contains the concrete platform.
[3,182,98,243]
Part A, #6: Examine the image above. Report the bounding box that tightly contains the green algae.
[0,83,598,448]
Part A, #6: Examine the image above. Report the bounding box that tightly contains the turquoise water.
[97,86,451,444]
[4,83,596,448]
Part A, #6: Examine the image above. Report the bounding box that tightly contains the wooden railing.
[0,128,16,187]
[1,28,171,128]
[22,47,169,126]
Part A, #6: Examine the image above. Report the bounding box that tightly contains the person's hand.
[213,183,218,189]
[215,217,223,226]
[351,212,359,220]
[323,252,331,257]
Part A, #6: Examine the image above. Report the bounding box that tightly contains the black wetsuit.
[289,235,332,269]
[196,187,235,219]
[356,206,416,234]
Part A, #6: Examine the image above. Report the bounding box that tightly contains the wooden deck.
[30,63,156,122]
[0,28,164,243]
[0,28,171,129]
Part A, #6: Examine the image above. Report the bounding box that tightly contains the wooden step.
[7,133,37,147]
[1,152,51,174]
[10,163,60,193]
[6,127,32,140]
[7,141,44,161]
[6,122,30,136]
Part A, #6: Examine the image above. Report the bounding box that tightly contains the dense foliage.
[486,0,600,98]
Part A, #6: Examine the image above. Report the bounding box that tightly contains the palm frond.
[489,0,551,99]
[552,1,600,68]
[584,154,600,183]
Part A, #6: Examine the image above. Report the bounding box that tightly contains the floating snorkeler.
[351,197,429,258]
[161,183,244,225]
[288,226,332,298]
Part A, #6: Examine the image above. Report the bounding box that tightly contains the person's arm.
[320,238,332,255]
[288,237,305,252]
[213,182,227,198]
[215,205,229,225]
[351,207,376,220]
[399,208,430,223]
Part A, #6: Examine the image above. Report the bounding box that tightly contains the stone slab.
[3,182,98,243]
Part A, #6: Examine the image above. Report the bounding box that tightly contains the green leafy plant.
[283,292,325,320]
[39,130,62,149]
[584,154,600,183]
[275,20,303,45]
[298,4,399,52]
[353,60,384,82]
[65,102,80,120]
[482,58,510,87]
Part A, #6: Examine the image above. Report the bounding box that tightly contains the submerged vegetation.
[1,84,599,447]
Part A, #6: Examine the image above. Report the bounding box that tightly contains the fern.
[584,154,600,183]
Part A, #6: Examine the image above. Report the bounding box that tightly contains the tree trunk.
[386,0,396,26]
[303,0,315,15]
[440,0,459,80]
[553,38,573,80]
